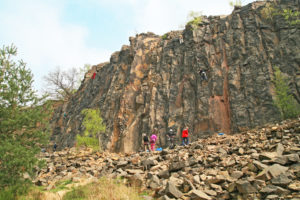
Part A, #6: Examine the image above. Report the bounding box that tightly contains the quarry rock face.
[51,0,300,152]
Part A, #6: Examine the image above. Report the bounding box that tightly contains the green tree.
[77,108,106,151]
[0,44,50,198]
[273,66,300,119]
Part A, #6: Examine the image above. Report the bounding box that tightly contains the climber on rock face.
[91,72,96,80]
[199,69,208,81]
[179,35,184,44]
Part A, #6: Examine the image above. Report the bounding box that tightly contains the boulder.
[169,161,185,172]
[276,143,284,156]
[268,164,288,178]
[271,173,292,186]
[288,181,300,191]
[158,170,170,179]
[236,180,257,194]
[165,181,183,199]
[189,190,212,200]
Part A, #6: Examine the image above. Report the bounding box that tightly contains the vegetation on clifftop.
[186,11,203,29]
[261,1,300,25]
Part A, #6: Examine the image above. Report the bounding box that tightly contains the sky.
[0,0,255,92]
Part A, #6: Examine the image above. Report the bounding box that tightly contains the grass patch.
[16,177,151,200]
[50,179,73,192]
[17,186,45,200]
[76,135,101,152]
[63,177,145,200]
[17,179,73,200]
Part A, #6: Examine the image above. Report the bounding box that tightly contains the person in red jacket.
[182,126,189,146]
[91,72,96,80]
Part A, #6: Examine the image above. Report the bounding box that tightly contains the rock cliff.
[51,0,300,152]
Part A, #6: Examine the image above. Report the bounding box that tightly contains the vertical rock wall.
[51,0,300,152]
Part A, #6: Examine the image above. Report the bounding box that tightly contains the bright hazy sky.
[0,0,255,92]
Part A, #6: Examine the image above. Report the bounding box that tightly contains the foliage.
[0,44,51,199]
[229,0,242,8]
[186,11,203,29]
[261,1,278,21]
[77,108,106,151]
[273,66,300,119]
[63,177,144,200]
[281,8,300,25]
[76,135,100,151]
[0,186,21,200]
[17,186,45,200]
[161,33,168,40]
[261,2,300,25]
[81,108,105,137]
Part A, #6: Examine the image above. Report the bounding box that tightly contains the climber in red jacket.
[91,72,96,80]
[182,126,189,146]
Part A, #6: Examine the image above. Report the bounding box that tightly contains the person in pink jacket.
[182,126,189,146]
[150,134,157,151]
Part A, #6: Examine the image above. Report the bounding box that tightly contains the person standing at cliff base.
[182,126,189,146]
[142,133,150,152]
[167,127,176,149]
[53,143,57,152]
[150,134,157,151]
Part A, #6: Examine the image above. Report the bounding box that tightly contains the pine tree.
[273,66,300,119]
[0,44,51,198]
